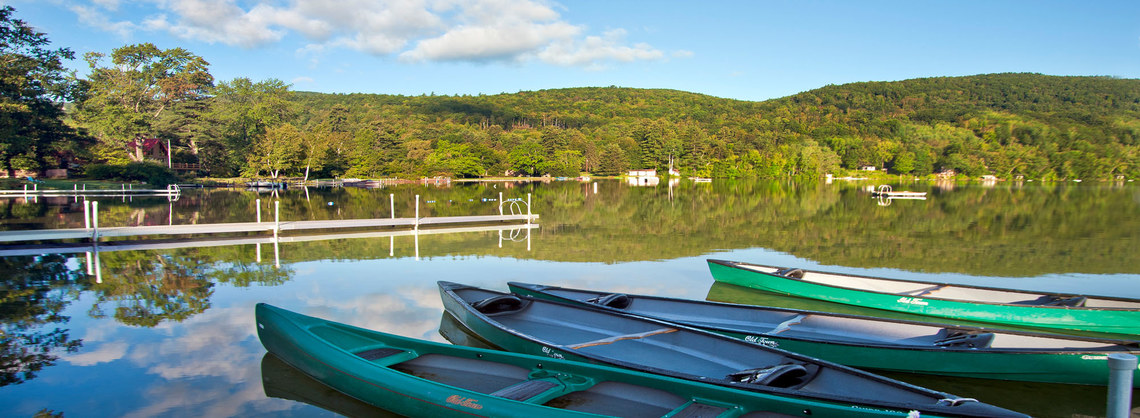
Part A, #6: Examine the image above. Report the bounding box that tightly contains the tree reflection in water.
[0,255,83,386]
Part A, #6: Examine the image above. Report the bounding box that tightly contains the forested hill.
[276,73,1139,181]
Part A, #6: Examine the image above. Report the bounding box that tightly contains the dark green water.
[0,179,1137,417]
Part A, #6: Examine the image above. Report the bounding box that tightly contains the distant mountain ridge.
[284,73,1140,180]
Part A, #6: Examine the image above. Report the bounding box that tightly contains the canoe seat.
[586,293,632,309]
[933,331,995,349]
[490,379,559,401]
[726,363,816,389]
[670,402,729,418]
[472,295,524,314]
[773,268,804,279]
[356,347,405,360]
[1013,294,1088,307]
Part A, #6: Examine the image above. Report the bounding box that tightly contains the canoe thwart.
[585,293,632,309]
[472,295,524,314]
[568,328,678,349]
[726,363,818,389]
[768,314,808,335]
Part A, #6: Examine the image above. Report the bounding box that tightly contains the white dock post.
[256,199,262,223]
[390,194,395,219]
[415,195,420,231]
[274,201,280,238]
[91,201,99,241]
[83,201,91,230]
[85,251,94,275]
[1107,353,1137,418]
[527,193,532,225]
[499,192,503,216]
[93,246,102,284]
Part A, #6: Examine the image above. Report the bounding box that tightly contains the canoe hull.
[708,260,1140,336]
[509,282,1140,386]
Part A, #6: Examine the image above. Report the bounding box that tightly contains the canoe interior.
[518,284,1140,353]
[735,263,1140,309]
[447,286,948,407]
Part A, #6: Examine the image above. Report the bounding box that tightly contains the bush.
[84,162,178,187]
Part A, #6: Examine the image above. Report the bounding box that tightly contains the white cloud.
[64,341,129,366]
[70,0,667,68]
[69,4,135,38]
[291,76,314,84]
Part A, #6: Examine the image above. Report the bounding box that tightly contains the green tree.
[595,142,628,175]
[205,78,295,175]
[244,123,301,178]
[507,140,546,176]
[0,6,85,176]
[76,43,213,164]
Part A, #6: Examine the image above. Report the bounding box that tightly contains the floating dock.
[0,184,181,198]
[0,193,537,243]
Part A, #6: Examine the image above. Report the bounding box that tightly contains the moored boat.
[256,303,1002,418]
[437,282,1026,418]
[508,281,1140,386]
[707,259,1140,336]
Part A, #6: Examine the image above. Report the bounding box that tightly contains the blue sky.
[7,0,1140,101]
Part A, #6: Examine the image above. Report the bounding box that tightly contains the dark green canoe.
[708,259,1140,336]
[258,303,974,417]
[508,281,1140,386]
[437,282,1027,418]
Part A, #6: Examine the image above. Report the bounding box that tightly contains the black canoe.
[438,281,1026,418]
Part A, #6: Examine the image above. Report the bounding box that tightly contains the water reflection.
[0,254,84,387]
[260,354,399,417]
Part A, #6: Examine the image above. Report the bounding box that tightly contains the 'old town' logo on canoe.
[897,297,929,306]
[447,395,483,410]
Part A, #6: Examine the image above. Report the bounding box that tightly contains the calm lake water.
[0,179,1137,417]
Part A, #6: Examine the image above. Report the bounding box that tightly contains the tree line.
[3,6,1140,181]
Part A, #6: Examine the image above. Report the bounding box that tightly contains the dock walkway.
[0,214,537,243]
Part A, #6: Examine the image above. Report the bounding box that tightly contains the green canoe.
[508,281,1140,386]
[258,303,978,418]
[708,259,1140,336]
[438,282,1028,418]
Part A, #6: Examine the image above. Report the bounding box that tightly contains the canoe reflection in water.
[260,353,402,418]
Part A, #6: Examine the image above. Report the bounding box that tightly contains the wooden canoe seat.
[567,328,677,349]
[491,379,560,401]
